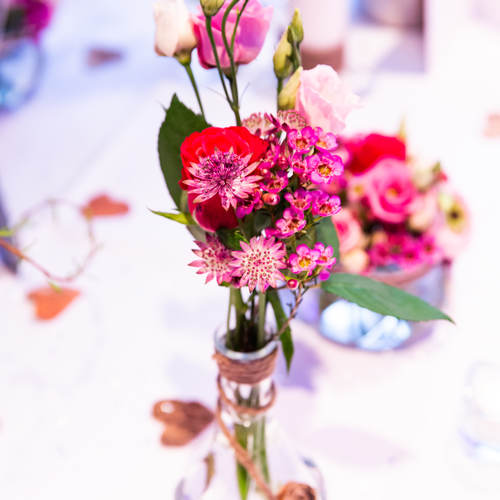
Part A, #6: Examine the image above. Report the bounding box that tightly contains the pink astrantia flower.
[288,244,320,276]
[184,150,262,210]
[189,236,233,284]
[287,127,318,154]
[231,236,286,292]
[314,128,338,153]
[284,189,313,211]
[192,0,273,69]
[311,191,341,217]
[274,207,306,238]
[308,153,344,185]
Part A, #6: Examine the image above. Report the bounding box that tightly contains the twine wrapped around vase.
[213,347,316,500]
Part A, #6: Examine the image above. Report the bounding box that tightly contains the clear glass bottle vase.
[176,331,325,500]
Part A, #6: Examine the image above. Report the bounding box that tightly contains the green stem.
[291,40,302,71]
[276,77,283,111]
[257,292,267,349]
[182,62,206,119]
[205,15,234,112]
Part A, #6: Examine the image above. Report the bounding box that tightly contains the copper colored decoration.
[81,194,130,218]
[27,287,80,320]
[152,400,214,447]
[277,482,317,500]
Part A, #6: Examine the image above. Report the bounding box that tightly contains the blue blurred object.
[0,38,43,111]
[318,265,447,351]
[0,187,18,273]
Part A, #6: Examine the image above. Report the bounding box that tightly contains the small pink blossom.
[288,244,320,276]
[290,154,309,177]
[192,0,273,69]
[284,189,313,211]
[261,172,288,193]
[287,127,318,154]
[307,153,344,185]
[235,191,261,218]
[311,191,341,217]
[314,242,336,270]
[296,64,360,134]
[362,158,418,224]
[184,150,261,210]
[314,128,338,152]
[231,236,286,292]
[275,207,306,238]
[189,236,233,284]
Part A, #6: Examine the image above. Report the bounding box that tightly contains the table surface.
[2,1,500,499]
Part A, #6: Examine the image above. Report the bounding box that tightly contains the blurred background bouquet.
[331,131,469,278]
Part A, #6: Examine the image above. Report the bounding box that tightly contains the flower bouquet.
[317,132,468,350]
[153,1,452,498]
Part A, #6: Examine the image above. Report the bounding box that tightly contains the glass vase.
[0,37,43,111]
[176,330,325,500]
[318,264,448,351]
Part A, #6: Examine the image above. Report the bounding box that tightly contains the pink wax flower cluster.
[331,133,469,274]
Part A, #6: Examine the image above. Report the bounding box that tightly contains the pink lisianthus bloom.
[288,244,320,276]
[331,208,363,254]
[362,158,418,224]
[192,0,273,69]
[311,191,341,217]
[230,236,286,292]
[295,65,360,134]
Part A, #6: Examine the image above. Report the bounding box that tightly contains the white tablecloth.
[1,1,500,499]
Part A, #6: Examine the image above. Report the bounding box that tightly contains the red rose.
[180,126,268,232]
[343,133,406,175]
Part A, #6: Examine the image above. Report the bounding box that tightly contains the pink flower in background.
[332,208,363,254]
[192,0,273,69]
[231,236,286,292]
[408,189,439,232]
[311,191,341,217]
[296,65,360,134]
[288,244,320,276]
[420,234,444,266]
[363,158,417,224]
[154,0,197,57]
[189,236,233,284]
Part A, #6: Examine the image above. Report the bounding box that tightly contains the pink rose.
[362,158,417,224]
[332,208,363,254]
[295,65,360,134]
[192,0,273,69]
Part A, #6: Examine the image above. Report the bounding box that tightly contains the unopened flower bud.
[287,279,299,290]
[278,67,302,110]
[200,0,224,16]
[273,31,293,79]
[262,193,280,206]
[287,9,304,45]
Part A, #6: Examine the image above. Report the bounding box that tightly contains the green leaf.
[268,290,294,371]
[253,211,272,233]
[322,273,453,323]
[150,209,195,225]
[316,216,340,261]
[158,94,210,209]
[216,228,246,251]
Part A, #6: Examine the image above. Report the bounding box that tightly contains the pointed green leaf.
[150,209,195,225]
[158,94,210,209]
[322,273,453,323]
[268,290,294,370]
[316,216,340,261]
